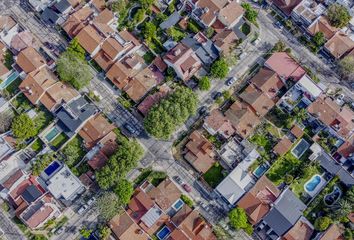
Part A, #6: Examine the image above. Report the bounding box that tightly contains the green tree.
[139,0,155,8]
[187,22,199,33]
[312,32,326,47]
[4,50,14,69]
[272,41,286,52]
[345,186,354,204]
[198,76,211,91]
[142,22,157,42]
[32,153,55,176]
[167,1,175,14]
[314,217,331,231]
[99,225,111,240]
[61,142,80,167]
[331,200,352,220]
[241,3,258,23]
[181,194,194,208]
[67,38,85,60]
[344,228,353,240]
[11,113,36,140]
[293,107,307,123]
[57,51,92,90]
[110,0,127,13]
[210,58,229,79]
[327,3,351,28]
[97,192,121,222]
[205,27,215,38]
[113,179,134,205]
[229,207,249,229]
[167,27,186,41]
[144,87,198,139]
[80,226,92,239]
[133,9,145,24]
[222,90,232,100]
[338,56,354,81]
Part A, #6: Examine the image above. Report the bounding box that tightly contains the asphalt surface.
[0,210,26,240]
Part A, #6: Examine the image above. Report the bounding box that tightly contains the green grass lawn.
[61,135,87,167]
[241,23,251,36]
[50,133,68,149]
[30,138,44,153]
[5,77,21,96]
[291,164,322,197]
[203,163,224,188]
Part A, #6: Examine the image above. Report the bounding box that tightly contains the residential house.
[137,84,170,116]
[181,32,219,66]
[61,5,94,38]
[219,138,259,168]
[41,0,73,25]
[278,74,322,112]
[90,0,106,12]
[250,68,284,101]
[336,136,354,162]
[309,143,354,186]
[15,47,46,74]
[255,188,306,240]
[267,0,303,16]
[307,94,354,140]
[307,16,339,40]
[0,132,16,163]
[109,212,150,240]
[316,224,345,240]
[291,0,326,27]
[216,165,255,205]
[76,25,104,57]
[212,29,238,55]
[160,11,182,30]
[91,8,116,38]
[93,30,141,71]
[45,164,85,205]
[0,15,19,47]
[273,136,293,156]
[283,217,314,240]
[264,52,306,82]
[55,96,98,137]
[78,113,115,149]
[10,31,34,53]
[218,0,244,29]
[0,170,61,229]
[184,130,215,174]
[237,175,281,225]
[324,32,354,59]
[163,42,202,81]
[203,109,236,139]
[225,100,261,139]
[28,0,52,12]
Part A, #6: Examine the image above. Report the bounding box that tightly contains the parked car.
[336,94,345,106]
[199,106,208,115]
[226,77,237,86]
[274,21,283,29]
[87,197,96,206]
[182,183,192,192]
[44,41,54,50]
[213,92,222,100]
[78,204,89,215]
[124,123,138,135]
[54,227,64,235]
[173,175,183,185]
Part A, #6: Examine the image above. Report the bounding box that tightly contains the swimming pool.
[324,186,342,206]
[172,198,184,211]
[291,139,310,159]
[156,226,171,240]
[253,164,269,178]
[44,161,61,176]
[45,127,60,142]
[0,71,19,90]
[304,174,325,197]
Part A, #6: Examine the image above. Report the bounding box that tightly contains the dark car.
[44,41,54,50]
[124,123,137,135]
[182,184,192,192]
[213,92,222,100]
[199,106,208,115]
[173,175,183,185]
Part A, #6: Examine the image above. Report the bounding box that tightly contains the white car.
[87,197,96,206]
[336,94,345,106]
[78,204,89,215]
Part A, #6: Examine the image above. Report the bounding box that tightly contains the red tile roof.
[273,137,292,156]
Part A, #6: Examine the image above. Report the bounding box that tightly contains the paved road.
[0,210,26,240]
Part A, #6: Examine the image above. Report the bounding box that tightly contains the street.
[0,208,26,240]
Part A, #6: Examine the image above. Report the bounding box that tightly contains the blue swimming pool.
[44,161,61,176]
[305,175,321,192]
[45,127,60,142]
[156,226,171,240]
[253,164,268,178]
[0,71,19,90]
[291,139,310,159]
[173,198,184,211]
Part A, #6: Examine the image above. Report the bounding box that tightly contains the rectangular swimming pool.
[172,198,184,211]
[0,71,19,90]
[44,161,61,176]
[253,164,269,178]
[45,127,60,142]
[156,226,171,240]
[291,139,310,159]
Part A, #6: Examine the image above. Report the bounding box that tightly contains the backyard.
[290,163,322,198]
[50,133,68,149]
[3,77,21,97]
[30,138,44,153]
[61,135,87,168]
[203,163,225,188]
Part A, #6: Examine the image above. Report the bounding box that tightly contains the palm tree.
[293,107,307,123]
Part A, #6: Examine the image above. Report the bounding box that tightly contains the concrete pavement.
[0,210,25,240]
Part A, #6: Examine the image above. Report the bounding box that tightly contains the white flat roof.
[298,75,322,98]
[216,166,255,205]
[47,165,84,201]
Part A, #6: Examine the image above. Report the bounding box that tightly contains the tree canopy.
[142,22,157,42]
[327,4,351,28]
[56,51,92,90]
[312,32,326,47]
[198,76,211,91]
[338,56,354,82]
[314,217,331,231]
[96,138,144,190]
[144,87,198,139]
[133,9,145,24]
[167,27,186,41]
[11,113,36,140]
[210,58,229,79]
[80,226,92,239]
[97,192,121,222]
[67,38,85,60]
[241,3,258,24]
[229,207,249,230]
[113,179,134,205]
[139,0,155,8]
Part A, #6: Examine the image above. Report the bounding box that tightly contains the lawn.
[4,77,21,96]
[30,138,44,153]
[203,163,224,188]
[266,152,301,185]
[290,163,322,197]
[61,135,87,167]
[50,133,68,149]
[241,23,251,36]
